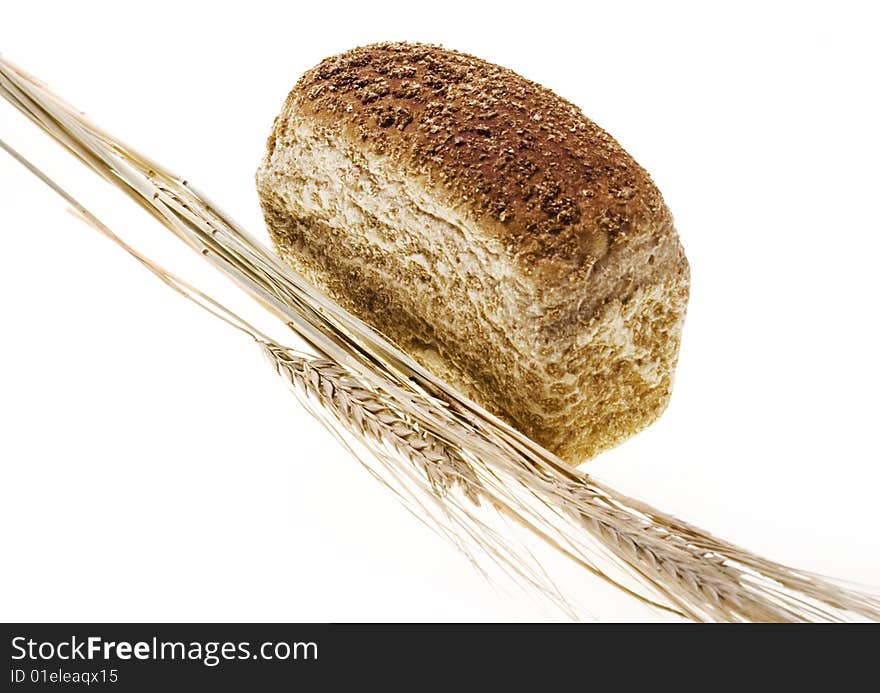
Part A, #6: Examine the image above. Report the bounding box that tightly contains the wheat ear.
[3,57,879,621]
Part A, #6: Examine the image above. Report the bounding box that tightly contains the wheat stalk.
[3,56,879,622]
[0,138,583,612]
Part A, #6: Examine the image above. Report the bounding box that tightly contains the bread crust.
[259,42,690,462]
[274,42,682,293]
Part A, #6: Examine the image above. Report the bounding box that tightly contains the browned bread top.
[277,42,673,287]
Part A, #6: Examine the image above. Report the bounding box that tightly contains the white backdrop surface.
[1,1,877,621]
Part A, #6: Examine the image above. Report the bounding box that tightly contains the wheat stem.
[3,57,878,622]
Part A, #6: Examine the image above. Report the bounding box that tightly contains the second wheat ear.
[2,56,879,622]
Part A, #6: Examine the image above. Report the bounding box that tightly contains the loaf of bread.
[257,42,689,463]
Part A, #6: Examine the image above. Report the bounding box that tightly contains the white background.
[1,1,878,622]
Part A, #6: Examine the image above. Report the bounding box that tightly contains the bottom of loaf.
[263,203,688,464]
